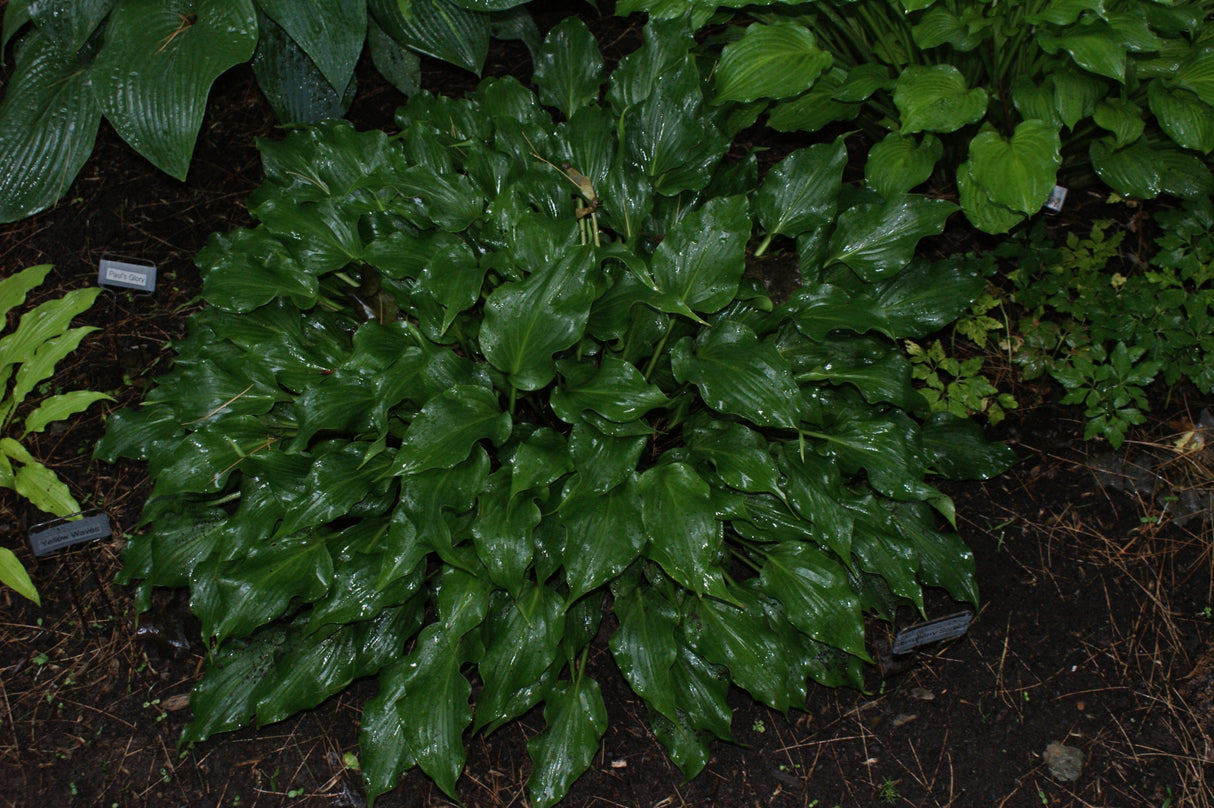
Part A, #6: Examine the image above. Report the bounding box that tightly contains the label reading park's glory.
[28,511,112,557]
[892,611,973,654]
[98,257,156,292]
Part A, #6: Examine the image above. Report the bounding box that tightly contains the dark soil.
[2,6,1212,808]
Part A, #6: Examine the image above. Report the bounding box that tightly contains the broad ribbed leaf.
[381,0,488,74]
[526,675,608,808]
[650,195,750,319]
[783,332,921,412]
[865,132,943,200]
[1039,24,1127,81]
[957,160,1026,234]
[508,427,571,498]
[891,501,977,605]
[277,443,394,536]
[610,584,679,720]
[1092,97,1145,147]
[90,0,258,179]
[481,246,600,390]
[150,414,272,496]
[894,64,987,134]
[968,120,1062,215]
[558,477,646,600]
[671,322,800,429]
[475,583,565,733]
[1173,46,1214,106]
[533,16,603,118]
[714,21,831,103]
[754,140,847,241]
[767,67,860,133]
[638,462,729,600]
[391,385,510,476]
[367,15,421,95]
[759,541,865,657]
[0,31,102,222]
[827,195,957,281]
[251,8,355,124]
[255,0,365,93]
[783,284,886,340]
[775,448,854,560]
[1149,82,1214,153]
[1089,137,1163,197]
[28,0,113,51]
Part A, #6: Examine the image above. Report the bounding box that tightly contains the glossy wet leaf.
[638,463,730,600]
[759,541,866,657]
[559,477,646,601]
[476,583,565,733]
[714,21,832,103]
[533,16,603,118]
[90,0,258,179]
[754,140,847,242]
[828,195,956,281]
[649,195,750,318]
[391,385,511,476]
[256,0,365,94]
[526,674,608,808]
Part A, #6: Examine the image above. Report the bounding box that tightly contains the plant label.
[99,257,156,292]
[28,510,112,557]
[892,610,972,654]
[1044,185,1067,213]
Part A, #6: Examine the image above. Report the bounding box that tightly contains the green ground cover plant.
[96,19,1013,806]
[0,0,551,223]
[1,264,114,605]
[1005,199,1214,447]
[620,0,1214,233]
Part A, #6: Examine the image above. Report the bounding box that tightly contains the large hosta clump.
[97,18,1013,807]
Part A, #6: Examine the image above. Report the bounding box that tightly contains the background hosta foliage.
[0,0,548,223]
[620,0,1214,232]
[98,19,1012,807]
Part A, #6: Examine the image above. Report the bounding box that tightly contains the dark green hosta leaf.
[849,515,923,609]
[894,64,987,135]
[565,422,647,495]
[775,448,854,561]
[638,462,730,600]
[684,416,782,500]
[754,140,847,242]
[551,355,667,424]
[671,321,800,429]
[767,67,860,133]
[277,442,394,536]
[758,541,865,658]
[957,160,1026,235]
[508,427,571,498]
[669,643,732,741]
[192,532,332,642]
[374,625,472,799]
[255,0,365,94]
[476,583,565,733]
[683,584,808,712]
[397,449,490,561]
[375,0,489,75]
[415,236,485,335]
[90,0,258,179]
[713,21,832,104]
[784,332,921,412]
[533,16,603,119]
[199,229,318,313]
[827,195,957,282]
[610,584,679,721]
[865,132,943,200]
[650,713,710,780]
[1039,23,1127,81]
[289,366,390,448]
[1149,82,1214,154]
[559,477,646,601]
[182,625,288,747]
[257,120,400,202]
[471,472,540,596]
[150,414,274,496]
[526,674,609,808]
[0,30,102,223]
[121,498,227,590]
[482,246,602,390]
[783,284,886,340]
[368,15,421,96]
[307,523,423,630]
[1052,66,1107,130]
[624,56,729,195]
[967,121,1062,215]
[1092,97,1145,147]
[921,412,1015,480]
[251,8,355,124]
[891,501,977,605]
[396,165,485,232]
[649,195,750,319]
[27,0,113,51]
[391,385,511,476]
[807,404,933,502]
[1172,46,1214,107]
[606,15,695,113]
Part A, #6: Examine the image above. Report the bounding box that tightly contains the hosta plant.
[620,0,1214,233]
[0,0,550,223]
[1,264,114,605]
[97,19,1013,807]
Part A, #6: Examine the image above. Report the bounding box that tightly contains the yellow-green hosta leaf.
[0,264,52,322]
[714,21,831,104]
[1092,98,1145,147]
[1149,82,1214,154]
[894,64,987,134]
[22,390,113,437]
[0,546,39,605]
[957,159,1026,234]
[967,120,1062,215]
[0,437,81,516]
[865,132,944,200]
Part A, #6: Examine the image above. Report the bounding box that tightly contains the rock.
[1043,741,1085,782]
